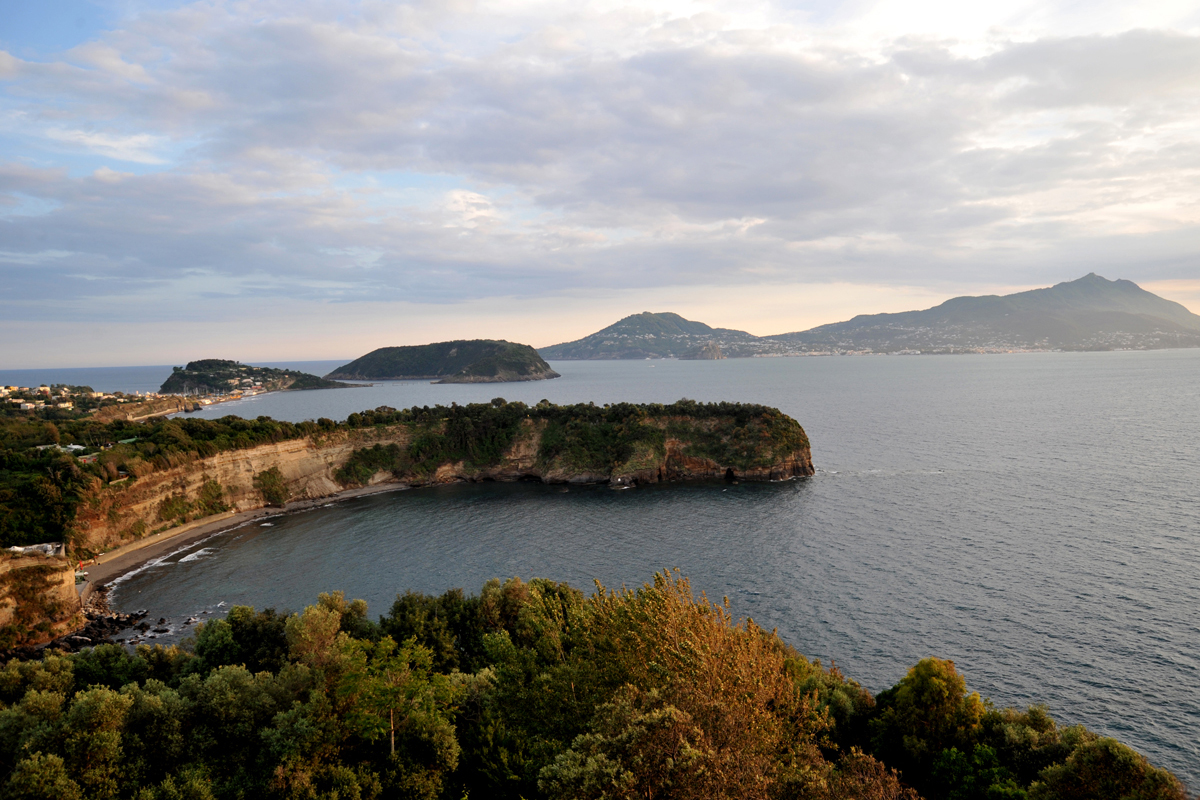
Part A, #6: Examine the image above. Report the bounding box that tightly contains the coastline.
[82,481,409,587]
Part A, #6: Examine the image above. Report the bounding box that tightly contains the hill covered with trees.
[327,340,560,383]
[0,572,1186,800]
[540,312,768,359]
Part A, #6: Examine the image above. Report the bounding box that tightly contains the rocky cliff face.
[426,418,812,485]
[0,555,82,648]
[73,426,416,552]
[72,414,812,555]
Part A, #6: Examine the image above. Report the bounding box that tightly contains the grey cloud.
[2,5,1200,322]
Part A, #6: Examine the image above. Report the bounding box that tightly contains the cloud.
[45,129,168,163]
[2,0,1200,349]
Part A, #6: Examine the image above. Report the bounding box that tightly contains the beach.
[82,482,410,587]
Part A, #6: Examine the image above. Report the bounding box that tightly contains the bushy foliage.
[252,466,289,507]
[336,398,809,485]
[0,573,1187,800]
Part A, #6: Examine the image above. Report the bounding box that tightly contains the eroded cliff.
[71,405,812,556]
[0,554,81,649]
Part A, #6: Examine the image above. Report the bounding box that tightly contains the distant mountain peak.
[542,275,1200,359]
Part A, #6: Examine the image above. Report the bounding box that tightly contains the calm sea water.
[96,352,1199,785]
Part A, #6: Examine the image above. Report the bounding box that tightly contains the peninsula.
[0,400,809,647]
[326,339,560,383]
[160,358,352,394]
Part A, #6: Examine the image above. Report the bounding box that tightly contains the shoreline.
[82,481,409,587]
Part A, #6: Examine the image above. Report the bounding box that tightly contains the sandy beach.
[83,482,410,586]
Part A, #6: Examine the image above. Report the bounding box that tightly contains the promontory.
[326,339,560,383]
[0,399,809,647]
[160,359,352,394]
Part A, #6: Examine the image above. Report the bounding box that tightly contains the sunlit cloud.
[45,128,168,163]
[1,0,1199,364]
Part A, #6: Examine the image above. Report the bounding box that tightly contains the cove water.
[106,352,1199,784]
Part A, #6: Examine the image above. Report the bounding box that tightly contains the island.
[160,358,353,395]
[326,339,561,383]
[541,275,1200,357]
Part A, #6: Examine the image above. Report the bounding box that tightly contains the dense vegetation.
[326,340,559,382]
[0,400,807,548]
[160,360,348,395]
[336,398,809,483]
[0,572,1185,800]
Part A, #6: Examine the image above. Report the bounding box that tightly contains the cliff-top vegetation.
[0,572,1185,800]
[0,400,809,548]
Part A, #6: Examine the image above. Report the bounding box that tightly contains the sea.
[6,352,1197,785]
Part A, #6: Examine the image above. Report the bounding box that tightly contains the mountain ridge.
[541,275,1200,357]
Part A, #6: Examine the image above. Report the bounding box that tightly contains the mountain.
[768,274,1200,353]
[160,359,350,395]
[326,340,560,383]
[539,312,770,359]
[541,276,1200,358]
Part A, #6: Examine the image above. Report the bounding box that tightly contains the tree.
[1029,734,1186,800]
[62,687,133,800]
[339,637,460,799]
[2,752,81,800]
[870,657,985,787]
[539,686,715,800]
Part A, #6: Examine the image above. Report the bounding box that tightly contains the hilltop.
[770,273,1200,353]
[541,276,1200,357]
[160,359,351,394]
[539,311,767,359]
[326,340,560,383]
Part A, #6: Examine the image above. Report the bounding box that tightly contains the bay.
[105,351,1200,784]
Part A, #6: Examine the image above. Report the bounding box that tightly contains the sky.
[2,0,1200,367]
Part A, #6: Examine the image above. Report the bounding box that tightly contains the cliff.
[0,553,82,649]
[92,396,199,422]
[71,426,413,552]
[70,402,812,554]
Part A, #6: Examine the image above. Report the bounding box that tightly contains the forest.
[0,572,1185,800]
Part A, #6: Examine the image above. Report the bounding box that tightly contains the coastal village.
[2,375,277,420]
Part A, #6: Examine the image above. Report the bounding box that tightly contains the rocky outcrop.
[73,426,417,552]
[399,417,813,486]
[679,342,726,360]
[0,554,82,649]
[93,396,199,422]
